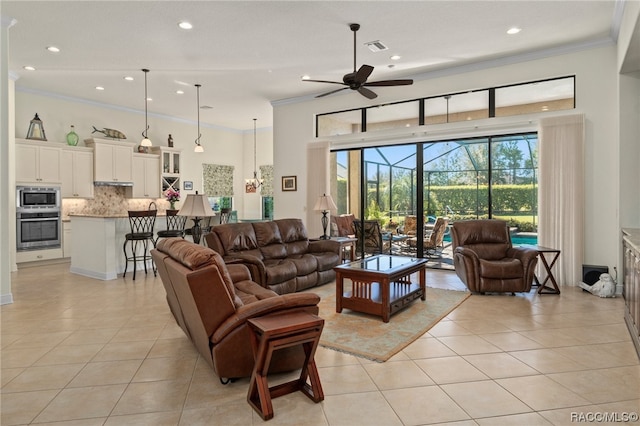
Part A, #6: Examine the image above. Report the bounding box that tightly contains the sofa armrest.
[226,263,252,283]
[211,293,321,344]
[309,239,340,254]
[234,280,278,300]
[224,254,267,287]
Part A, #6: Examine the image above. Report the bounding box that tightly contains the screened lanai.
[331,132,539,263]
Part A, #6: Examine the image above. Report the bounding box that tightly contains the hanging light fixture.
[194,83,204,153]
[140,69,152,147]
[245,118,263,191]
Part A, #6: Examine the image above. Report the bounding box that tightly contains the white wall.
[273,45,622,280]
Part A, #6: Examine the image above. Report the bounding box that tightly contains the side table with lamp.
[178,191,216,244]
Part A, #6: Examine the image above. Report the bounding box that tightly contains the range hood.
[94,181,134,187]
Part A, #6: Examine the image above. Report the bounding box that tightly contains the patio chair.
[407,217,449,256]
[353,219,390,256]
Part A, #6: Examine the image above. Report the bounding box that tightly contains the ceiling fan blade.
[364,79,414,87]
[354,65,374,84]
[304,79,345,85]
[358,87,377,99]
[316,87,349,98]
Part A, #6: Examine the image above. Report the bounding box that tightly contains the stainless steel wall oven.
[16,186,62,251]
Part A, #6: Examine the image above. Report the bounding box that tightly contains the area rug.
[313,284,470,362]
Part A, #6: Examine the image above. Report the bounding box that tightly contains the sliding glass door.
[330,132,538,263]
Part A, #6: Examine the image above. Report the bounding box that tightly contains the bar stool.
[155,209,187,245]
[123,209,157,280]
[219,208,231,224]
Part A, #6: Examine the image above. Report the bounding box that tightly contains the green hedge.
[426,184,536,216]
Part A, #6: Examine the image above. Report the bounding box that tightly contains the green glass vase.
[66,125,79,146]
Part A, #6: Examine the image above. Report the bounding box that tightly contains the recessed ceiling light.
[541,105,549,111]
[178,21,193,30]
[95,86,105,91]
[301,75,310,80]
[390,55,401,61]
[176,90,184,95]
[23,65,36,71]
[46,46,60,53]
[146,97,152,101]
[124,76,134,81]
[507,27,521,35]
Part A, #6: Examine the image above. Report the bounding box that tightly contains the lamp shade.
[178,193,216,217]
[313,194,337,212]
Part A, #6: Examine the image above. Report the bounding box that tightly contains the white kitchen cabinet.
[85,138,133,183]
[149,146,181,195]
[63,221,72,258]
[16,139,62,184]
[126,153,160,198]
[61,147,94,198]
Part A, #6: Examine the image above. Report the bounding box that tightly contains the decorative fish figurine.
[92,126,126,140]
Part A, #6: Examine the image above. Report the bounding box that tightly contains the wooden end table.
[247,311,324,421]
[311,236,357,263]
[334,255,428,322]
[521,244,561,294]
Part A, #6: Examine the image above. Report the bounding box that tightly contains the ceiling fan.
[304,23,413,99]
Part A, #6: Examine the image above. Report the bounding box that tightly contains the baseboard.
[70,266,118,281]
[1,293,14,305]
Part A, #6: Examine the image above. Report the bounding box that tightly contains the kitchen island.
[69,214,169,280]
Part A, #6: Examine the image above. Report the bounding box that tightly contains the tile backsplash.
[62,186,169,219]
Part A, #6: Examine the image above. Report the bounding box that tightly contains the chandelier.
[245,118,263,190]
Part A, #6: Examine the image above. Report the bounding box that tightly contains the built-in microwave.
[17,186,61,212]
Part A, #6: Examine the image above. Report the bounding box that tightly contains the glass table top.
[336,255,427,272]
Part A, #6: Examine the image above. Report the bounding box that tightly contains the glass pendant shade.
[245,118,262,189]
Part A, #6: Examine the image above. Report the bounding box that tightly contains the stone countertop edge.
[622,228,640,252]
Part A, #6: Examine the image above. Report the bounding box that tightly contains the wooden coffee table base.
[335,256,428,323]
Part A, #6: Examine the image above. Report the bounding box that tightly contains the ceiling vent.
[364,40,388,52]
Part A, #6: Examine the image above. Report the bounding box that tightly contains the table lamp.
[178,191,215,244]
[313,193,337,240]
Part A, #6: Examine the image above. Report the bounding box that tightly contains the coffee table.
[334,255,428,322]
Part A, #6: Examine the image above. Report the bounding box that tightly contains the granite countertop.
[68,213,171,219]
[622,228,640,252]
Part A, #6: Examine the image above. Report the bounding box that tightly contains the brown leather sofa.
[451,219,539,294]
[151,237,321,380]
[204,218,341,294]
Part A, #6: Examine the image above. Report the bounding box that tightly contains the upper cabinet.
[85,138,133,183]
[149,146,181,194]
[126,153,161,198]
[16,139,62,185]
[61,147,94,198]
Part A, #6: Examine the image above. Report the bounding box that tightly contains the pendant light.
[245,118,263,190]
[194,84,204,153]
[140,69,152,147]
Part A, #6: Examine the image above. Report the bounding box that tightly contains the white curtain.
[538,114,585,286]
[306,141,331,236]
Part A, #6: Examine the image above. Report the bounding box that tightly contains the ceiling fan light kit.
[303,23,413,99]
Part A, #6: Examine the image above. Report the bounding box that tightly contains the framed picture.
[282,175,297,191]
[183,181,193,190]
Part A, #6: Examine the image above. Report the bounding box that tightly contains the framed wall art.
[282,176,297,192]
[183,181,193,190]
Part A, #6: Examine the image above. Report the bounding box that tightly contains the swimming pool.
[443,233,538,245]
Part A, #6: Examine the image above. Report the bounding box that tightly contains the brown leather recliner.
[451,219,538,294]
[151,238,321,381]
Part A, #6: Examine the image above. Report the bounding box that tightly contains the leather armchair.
[451,219,538,294]
[151,238,321,381]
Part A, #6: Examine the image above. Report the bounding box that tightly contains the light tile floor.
[2,262,639,425]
